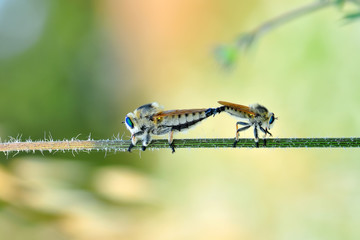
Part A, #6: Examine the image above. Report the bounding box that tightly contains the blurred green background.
[1,0,360,239]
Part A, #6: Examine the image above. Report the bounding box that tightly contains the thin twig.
[250,0,333,39]
[215,0,351,67]
[238,0,334,51]
[0,138,359,156]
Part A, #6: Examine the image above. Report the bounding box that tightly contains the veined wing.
[218,101,256,116]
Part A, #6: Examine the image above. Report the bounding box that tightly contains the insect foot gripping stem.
[169,142,176,153]
[233,139,239,148]
[128,143,135,152]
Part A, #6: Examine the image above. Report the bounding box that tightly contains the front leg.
[141,131,152,151]
[259,126,272,146]
[128,143,135,152]
[128,135,138,152]
[259,126,272,137]
[128,130,146,152]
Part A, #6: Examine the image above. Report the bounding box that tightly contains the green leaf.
[214,45,238,68]
[352,0,360,7]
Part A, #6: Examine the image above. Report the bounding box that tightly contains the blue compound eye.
[125,117,134,129]
[269,115,275,124]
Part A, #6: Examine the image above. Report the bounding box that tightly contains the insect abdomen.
[170,117,205,131]
[161,108,215,132]
[214,106,226,114]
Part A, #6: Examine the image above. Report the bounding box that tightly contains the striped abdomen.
[155,108,216,132]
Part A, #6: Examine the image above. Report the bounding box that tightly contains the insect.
[216,101,277,147]
[124,102,218,153]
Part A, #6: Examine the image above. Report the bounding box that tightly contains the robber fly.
[216,101,277,147]
[124,102,218,153]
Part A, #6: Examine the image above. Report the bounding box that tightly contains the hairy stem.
[0,138,359,155]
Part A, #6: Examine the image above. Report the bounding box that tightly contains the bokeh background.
[1,0,360,239]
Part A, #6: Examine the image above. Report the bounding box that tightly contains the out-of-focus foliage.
[1,0,360,239]
[215,0,360,69]
[344,11,360,21]
[214,45,239,69]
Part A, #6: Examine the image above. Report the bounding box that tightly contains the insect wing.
[218,101,256,116]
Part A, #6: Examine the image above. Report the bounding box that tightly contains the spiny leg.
[254,125,259,148]
[168,130,175,153]
[233,123,251,147]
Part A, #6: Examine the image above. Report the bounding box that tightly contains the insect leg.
[235,122,247,141]
[168,130,175,153]
[128,135,137,152]
[259,126,267,146]
[128,143,135,152]
[254,125,259,148]
[141,132,152,151]
[233,124,251,147]
[237,125,251,133]
[133,131,145,137]
[259,126,272,146]
[237,121,250,127]
[128,131,146,152]
[259,126,272,137]
[234,123,239,147]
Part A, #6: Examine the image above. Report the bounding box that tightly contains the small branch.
[215,0,358,67]
[248,0,332,41]
[0,138,359,156]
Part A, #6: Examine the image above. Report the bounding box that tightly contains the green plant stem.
[0,138,359,155]
[250,0,333,39]
[217,0,338,66]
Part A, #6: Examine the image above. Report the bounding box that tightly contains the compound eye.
[125,116,134,129]
[269,115,275,125]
